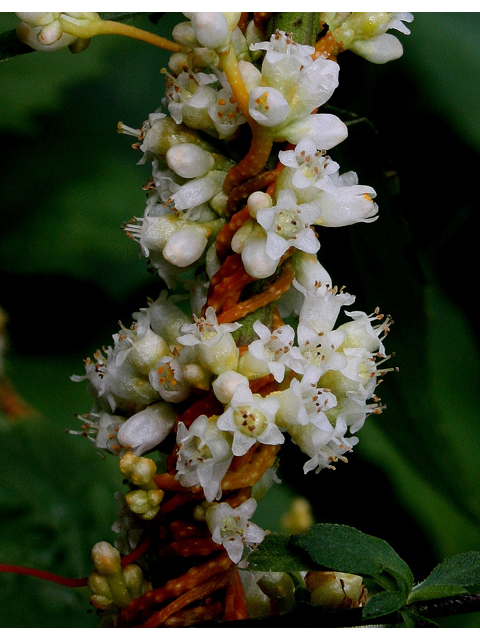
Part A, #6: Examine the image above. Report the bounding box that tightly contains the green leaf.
[363,590,407,620]
[292,524,414,597]
[246,533,316,573]
[409,552,480,603]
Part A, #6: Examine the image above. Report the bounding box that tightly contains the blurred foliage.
[0,12,479,627]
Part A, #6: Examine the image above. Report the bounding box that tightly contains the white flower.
[169,170,227,212]
[117,402,176,456]
[248,321,304,383]
[297,321,348,374]
[149,353,192,403]
[314,178,379,227]
[217,384,283,456]
[295,278,356,336]
[67,411,126,455]
[205,498,265,563]
[278,135,340,196]
[71,345,159,413]
[177,306,240,375]
[175,415,233,502]
[248,86,289,128]
[137,290,190,346]
[207,87,247,138]
[164,69,218,135]
[256,188,320,260]
[240,223,281,279]
[288,416,359,474]
[250,29,314,68]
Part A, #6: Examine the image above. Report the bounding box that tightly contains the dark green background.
[1,13,479,627]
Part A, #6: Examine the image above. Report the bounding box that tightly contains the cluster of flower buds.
[54,11,411,625]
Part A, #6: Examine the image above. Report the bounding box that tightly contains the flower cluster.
[41,10,410,626]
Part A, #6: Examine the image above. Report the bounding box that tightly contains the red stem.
[0,563,88,588]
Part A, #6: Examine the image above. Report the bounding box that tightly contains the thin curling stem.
[218,46,252,124]
[59,17,183,52]
[0,563,88,588]
[222,125,274,195]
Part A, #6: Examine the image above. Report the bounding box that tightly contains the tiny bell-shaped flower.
[165,143,215,179]
[117,401,176,457]
[205,497,265,564]
[248,86,289,128]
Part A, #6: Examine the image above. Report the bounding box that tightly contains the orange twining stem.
[237,12,250,33]
[215,205,250,261]
[222,487,252,509]
[223,564,248,621]
[160,492,199,516]
[249,374,276,395]
[222,444,281,491]
[140,569,230,628]
[222,126,273,196]
[253,12,273,31]
[169,520,207,541]
[217,260,294,324]
[154,473,201,493]
[206,257,256,316]
[177,393,224,428]
[118,551,232,626]
[228,443,259,472]
[163,601,224,627]
[0,564,88,588]
[312,27,340,61]
[158,537,223,558]
[223,565,239,621]
[226,168,279,216]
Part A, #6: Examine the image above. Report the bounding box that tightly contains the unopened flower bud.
[212,371,249,404]
[122,564,147,601]
[247,191,272,218]
[91,541,121,576]
[88,571,114,610]
[117,401,176,457]
[231,219,254,254]
[191,13,231,52]
[183,363,212,390]
[241,224,280,279]
[257,572,295,612]
[119,451,157,487]
[166,143,215,179]
[125,488,165,520]
[172,21,200,47]
[127,329,170,376]
[162,225,208,267]
[305,571,366,609]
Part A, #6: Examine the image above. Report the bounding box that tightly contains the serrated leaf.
[408,584,468,604]
[292,524,414,597]
[409,551,480,603]
[246,533,316,573]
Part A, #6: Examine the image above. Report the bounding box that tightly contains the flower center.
[275,208,306,239]
[233,406,268,438]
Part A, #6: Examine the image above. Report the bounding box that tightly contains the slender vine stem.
[59,17,182,52]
